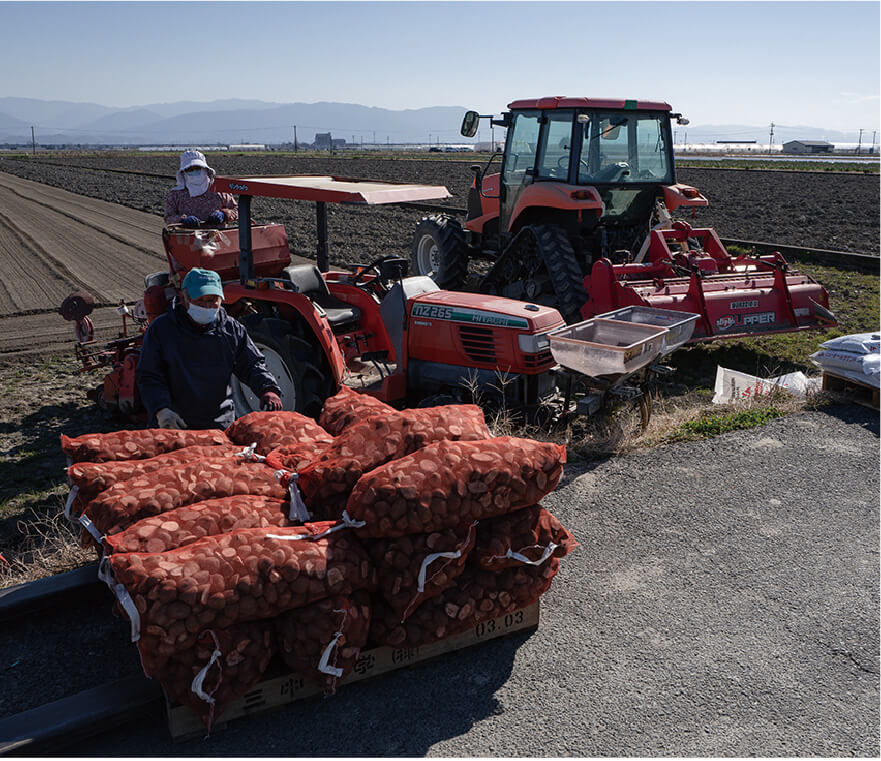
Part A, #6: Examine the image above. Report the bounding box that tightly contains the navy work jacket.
[136,302,280,430]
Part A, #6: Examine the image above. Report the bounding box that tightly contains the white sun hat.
[173,150,216,189]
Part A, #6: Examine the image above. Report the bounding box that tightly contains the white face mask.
[184,168,210,197]
[187,302,219,325]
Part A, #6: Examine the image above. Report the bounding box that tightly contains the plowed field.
[1,153,878,254]
[0,154,877,363]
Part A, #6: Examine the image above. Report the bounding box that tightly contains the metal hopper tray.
[596,306,700,355]
[548,318,668,379]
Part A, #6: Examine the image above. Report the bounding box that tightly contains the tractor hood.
[409,291,564,333]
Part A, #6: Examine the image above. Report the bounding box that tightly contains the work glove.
[260,391,283,411]
[205,210,226,227]
[181,215,201,228]
[156,407,188,429]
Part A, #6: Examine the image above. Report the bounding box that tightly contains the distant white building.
[783,140,834,155]
[228,144,265,151]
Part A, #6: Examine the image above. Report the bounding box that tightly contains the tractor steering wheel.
[555,155,592,180]
[352,255,409,290]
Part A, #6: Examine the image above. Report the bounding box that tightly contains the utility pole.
[31,126,36,155]
[373,131,376,147]
[872,130,877,155]
[768,122,774,155]
[856,128,864,155]
[292,126,298,152]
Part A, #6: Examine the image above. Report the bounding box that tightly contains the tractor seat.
[280,264,361,329]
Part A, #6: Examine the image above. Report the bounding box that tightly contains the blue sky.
[0,1,878,131]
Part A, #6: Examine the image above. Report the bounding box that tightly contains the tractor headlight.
[517,333,551,354]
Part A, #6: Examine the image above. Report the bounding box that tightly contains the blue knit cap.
[182,268,224,299]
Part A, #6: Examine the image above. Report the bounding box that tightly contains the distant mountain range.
[0,96,870,148]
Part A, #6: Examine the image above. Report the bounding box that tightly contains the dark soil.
[1,154,878,257]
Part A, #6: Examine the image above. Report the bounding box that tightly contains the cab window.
[502,110,540,181]
[536,111,575,180]
[578,112,673,184]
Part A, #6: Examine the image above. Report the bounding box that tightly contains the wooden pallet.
[821,370,880,410]
[166,601,540,741]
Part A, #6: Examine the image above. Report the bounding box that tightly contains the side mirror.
[461,110,480,138]
[677,117,690,126]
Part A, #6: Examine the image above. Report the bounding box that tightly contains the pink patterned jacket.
[164,187,239,225]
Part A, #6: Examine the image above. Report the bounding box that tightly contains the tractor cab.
[460,97,705,264]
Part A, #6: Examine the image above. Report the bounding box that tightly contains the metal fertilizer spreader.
[549,306,700,419]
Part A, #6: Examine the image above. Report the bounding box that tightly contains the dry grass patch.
[0,505,94,589]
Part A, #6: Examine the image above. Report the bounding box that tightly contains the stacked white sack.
[809,332,880,388]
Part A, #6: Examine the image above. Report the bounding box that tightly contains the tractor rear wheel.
[411,215,469,290]
[483,224,587,323]
[232,315,330,418]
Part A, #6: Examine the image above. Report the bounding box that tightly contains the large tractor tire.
[411,214,469,291]
[232,315,330,419]
[482,224,587,323]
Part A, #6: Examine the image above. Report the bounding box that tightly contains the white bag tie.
[317,632,345,678]
[281,472,311,523]
[63,485,80,522]
[78,514,103,544]
[501,542,558,567]
[417,550,462,593]
[191,641,223,704]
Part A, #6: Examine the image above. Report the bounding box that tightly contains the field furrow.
[0,172,165,316]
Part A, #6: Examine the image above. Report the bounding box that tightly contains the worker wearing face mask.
[136,268,283,430]
[164,150,238,228]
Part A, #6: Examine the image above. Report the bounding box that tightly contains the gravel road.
[58,405,878,757]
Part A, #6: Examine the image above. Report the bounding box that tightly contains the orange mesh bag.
[66,444,244,516]
[81,459,287,542]
[266,439,335,474]
[368,559,559,648]
[60,428,230,464]
[345,437,566,538]
[275,589,371,696]
[318,385,395,436]
[102,496,290,555]
[297,406,492,521]
[365,522,477,620]
[156,619,275,731]
[470,506,579,572]
[104,523,373,676]
[225,411,335,455]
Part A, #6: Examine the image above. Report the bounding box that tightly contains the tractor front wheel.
[411,215,469,291]
[232,316,330,418]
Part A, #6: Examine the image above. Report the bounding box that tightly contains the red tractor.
[63,173,687,424]
[410,96,836,340]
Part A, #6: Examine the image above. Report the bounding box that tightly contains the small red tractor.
[61,173,694,425]
[410,96,836,340]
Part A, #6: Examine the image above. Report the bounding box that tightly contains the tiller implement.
[586,221,837,340]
